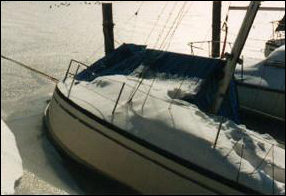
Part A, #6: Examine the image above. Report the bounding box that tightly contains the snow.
[267,45,285,64]
[235,45,285,91]
[1,119,23,195]
[59,74,285,194]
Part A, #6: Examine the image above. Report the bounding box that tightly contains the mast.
[211,1,261,114]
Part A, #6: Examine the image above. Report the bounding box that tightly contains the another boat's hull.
[265,39,285,57]
[44,86,261,195]
[236,81,285,120]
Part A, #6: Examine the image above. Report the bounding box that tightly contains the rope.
[153,2,179,49]
[158,2,188,50]
[163,2,192,51]
[84,36,105,63]
[144,1,169,45]
[130,1,144,42]
[128,2,188,102]
[248,144,274,175]
[221,3,231,58]
[1,55,59,83]
[236,141,245,183]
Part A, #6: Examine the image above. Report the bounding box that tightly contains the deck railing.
[63,59,283,194]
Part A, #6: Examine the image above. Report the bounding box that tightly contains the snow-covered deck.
[57,74,285,194]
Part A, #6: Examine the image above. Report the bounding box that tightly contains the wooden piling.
[212,1,221,58]
[102,3,115,55]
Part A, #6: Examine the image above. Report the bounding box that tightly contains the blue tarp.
[76,44,240,123]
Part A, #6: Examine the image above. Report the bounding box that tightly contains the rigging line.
[1,55,59,83]
[223,127,245,159]
[198,26,212,50]
[236,141,245,183]
[158,1,188,50]
[127,2,178,99]
[84,35,105,63]
[143,0,195,110]
[248,144,274,175]
[221,1,231,58]
[153,2,179,49]
[119,1,145,26]
[226,31,270,42]
[162,3,187,50]
[130,1,144,42]
[128,2,188,102]
[144,1,169,45]
[163,2,192,51]
[135,1,145,15]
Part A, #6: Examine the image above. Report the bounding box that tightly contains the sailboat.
[264,15,285,57]
[44,2,285,194]
[235,45,285,120]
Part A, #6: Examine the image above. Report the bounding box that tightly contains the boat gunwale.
[47,85,266,195]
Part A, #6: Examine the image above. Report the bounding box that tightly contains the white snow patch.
[235,45,285,91]
[1,119,23,195]
[267,45,285,64]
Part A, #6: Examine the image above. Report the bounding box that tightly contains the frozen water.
[1,1,285,194]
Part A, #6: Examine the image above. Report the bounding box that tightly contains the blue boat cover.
[76,44,240,123]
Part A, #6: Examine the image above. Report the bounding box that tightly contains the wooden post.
[212,1,221,58]
[211,1,261,114]
[102,3,115,56]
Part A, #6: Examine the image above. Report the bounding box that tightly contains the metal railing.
[212,115,280,194]
[62,59,283,194]
[63,59,90,98]
[63,59,89,82]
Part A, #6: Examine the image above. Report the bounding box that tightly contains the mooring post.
[102,3,115,56]
[212,1,221,58]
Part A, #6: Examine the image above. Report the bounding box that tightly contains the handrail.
[63,59,90,82]
[63,59,283,192]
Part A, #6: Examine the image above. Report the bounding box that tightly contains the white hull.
[237,82,285,120]
[45,87,262,194]
[265,39,285,57]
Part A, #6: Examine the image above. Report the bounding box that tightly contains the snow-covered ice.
[1,119,23,195]
[1,1,284,194]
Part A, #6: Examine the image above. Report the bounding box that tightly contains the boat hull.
[264,39,285,57]
[44,86,261,195]
[236,81,285,120]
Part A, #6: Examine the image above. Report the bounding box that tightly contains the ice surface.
[1,1,285,194]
